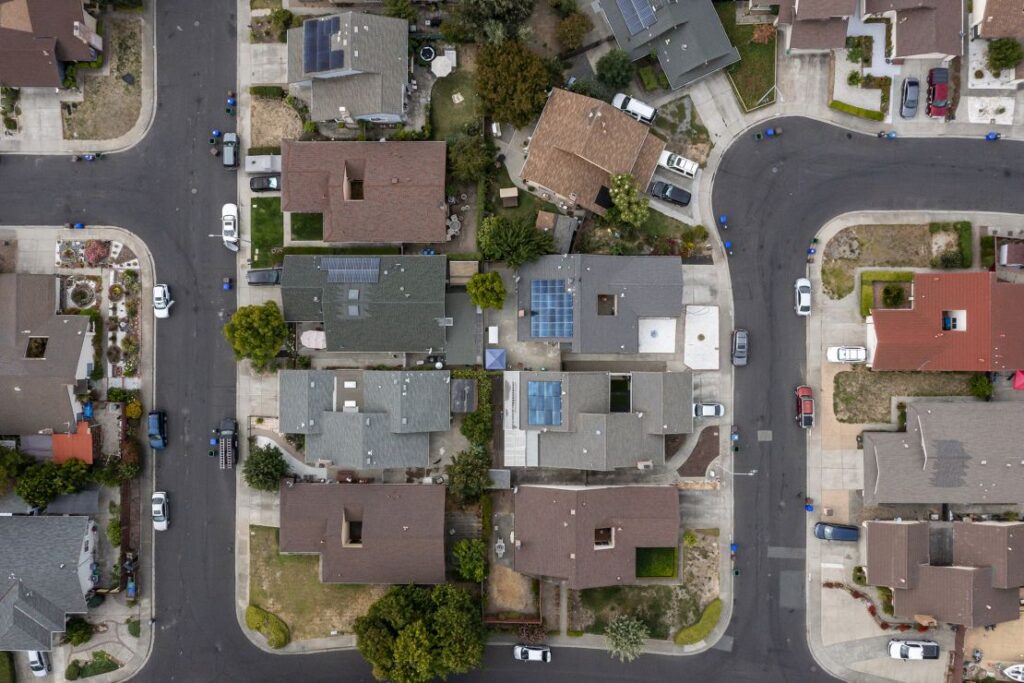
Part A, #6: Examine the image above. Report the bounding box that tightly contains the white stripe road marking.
[821,562,846,569]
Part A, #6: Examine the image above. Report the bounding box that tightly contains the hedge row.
[247,145,281,156]
[249,85,285,98]
[246,604,290,649]
[674,598,722,645]
[828,100,885,121]
[0,651,13,683]
[859,270,913,318]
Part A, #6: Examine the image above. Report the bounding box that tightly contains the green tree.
[466,272,506,310]
[383,0,417,22]
[476,42,551,127]
[549,0,577,18]
[605,614,648,662]
[969,373,994,401]
[608,174,649,228]
[987,38,1024,74]
[0,445,33,494]
[596,49,634,89]
[881,283,905,308]
[223,301,288,371]
[242,443,291,492]
[391,620,434,683]
[450,0,536,43]
[477,215,555,268]
[452,538,488,582]
[430,584,486,674]
[446,445,492,504]
[449,134,493,183]
[63,618,94,646]
[557,12,592,52]
[15,461,75,508]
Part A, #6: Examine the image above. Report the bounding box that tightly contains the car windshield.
[152,504,165,521]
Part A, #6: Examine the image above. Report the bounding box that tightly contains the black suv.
[648,180,692,207]
[249,174,281,192]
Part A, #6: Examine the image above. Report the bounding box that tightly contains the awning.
[300,330,327,349]
[1014,370,1024,391]
[485,348,506,370]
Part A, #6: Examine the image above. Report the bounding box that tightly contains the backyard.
[63,18,142,140]
[579,212,711,262]
[832,367,978,423]
[249,526,386,641]
[250,197,284,267]
[430,68,480,142]
[715,4,777,110]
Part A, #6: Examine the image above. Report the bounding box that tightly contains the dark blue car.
[814,522,859,542]
[148,411,167,449]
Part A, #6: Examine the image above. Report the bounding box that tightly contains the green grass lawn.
[715,4,777,110]
[291,212,323,241]
[250,197,284,267]
[674,598,721,645]
[578,585,675,639]
[489,165,560,225]
[430,69,480,142]
[635,547,678,578]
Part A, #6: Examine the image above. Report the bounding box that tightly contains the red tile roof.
[281,140,448,244]
[871,272,1024,371]
[51,421,95,464]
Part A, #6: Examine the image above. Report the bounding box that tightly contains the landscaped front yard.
[430,69,480,142]
[249,526,386,641]
[832,367,978,423]
[250,197,284,267]
[715,4,777,110]
[652,96,713,166]
[63,18,142,140]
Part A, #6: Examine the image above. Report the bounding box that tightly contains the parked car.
[148,410,167,449]
[813,522,859,542]
[900,77,919,118]
[926,68,950,119]
[658,150,699,179]
[222,132,239,168]
[513,645,551,663]
[826,346,867,363]
[731,328,749,367]
[611,93,657,124]
[152,284,173,319]
[794,277,811,316]
[152,491,169,531]
[246,268,282,286]
[249,174,280,192]
[795,385,814,428]
[693,402,725,418]
[648,180,692,207]
[888,639,940,660]
[222,203,240,252]
[27,651,51,678]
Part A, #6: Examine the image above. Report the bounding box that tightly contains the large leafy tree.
[0,446,33,495]
[466,272,506,310]
[605,614,648,662]
[15,460,90,509]
[446,445,492,504]
[476,42,551,127]
[452,538,488,582]
[477,215,555,268]
[431,585,486,673]
[448,0,536,44]
[608,174,650,229]
[449,134,493,183]
[597,49,634,89]
[223,301,288,371]
[242,443,291,492]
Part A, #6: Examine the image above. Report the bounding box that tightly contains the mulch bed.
[677,426,720,477]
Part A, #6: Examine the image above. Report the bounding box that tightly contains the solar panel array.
[530,279,574,338]
[616,0,657,36]
[303,16,344,74]
[527,381,563,426]
[323,257,381,284]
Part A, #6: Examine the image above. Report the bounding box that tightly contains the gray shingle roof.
[0,516,89,651]
[278,370,336,434]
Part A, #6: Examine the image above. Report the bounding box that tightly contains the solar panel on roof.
[322,256,381,283]
[615,0,656,35]
[527,381,563,426]
[303,20,317,73]
[304,16,344,74]
[530,279,574,339]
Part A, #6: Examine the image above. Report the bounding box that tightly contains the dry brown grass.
[821,224,932,299]
[486,564,537,614]
[832,366,975,423]
[250,97,302,148]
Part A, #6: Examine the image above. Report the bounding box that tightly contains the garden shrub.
[674,598,722,645]
[0,651,13,683]
[638,66,659,91]
[968,373,993,400]
[246,604,290,648]
[127,618,141,637]
[249,86,285,98]
[881,283,904,308]
[65,660,82,680]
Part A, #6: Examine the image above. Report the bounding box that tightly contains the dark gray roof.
[443,291,482,366]
[516,255,682,354]
[0,516,89,651]
[278,370,336,434]
[631,371,693,434]
[281,255,448,353]
[450,379,477,414]
[863,402,1024,506]
[363,371,451,434]
[598,0,740,89]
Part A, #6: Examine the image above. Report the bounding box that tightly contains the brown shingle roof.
[865,521,929,588]
[520,89,664,215]
[512,486,678,590]
[953,522,1024,589]
[0,0,94,87]
[789,17,851,48]
[895,565,1019,627]
[865,0,962,58]
[978,0,1024,40]
[281,140,448,244]
[279,483,446,584]
[794,0,857,20]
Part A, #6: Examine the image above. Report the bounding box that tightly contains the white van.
[612,93,657,124]
[658,151,699,179]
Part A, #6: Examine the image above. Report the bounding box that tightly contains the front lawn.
[636,547,678,578]
[674,598,721,645]
[832,366,978,423]
[249,525,386,640]
[430,69,480,142]
[250,197,284,267]
[291,212,323,241]
[715,4,776,110]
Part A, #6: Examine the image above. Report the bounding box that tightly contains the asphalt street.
[3,0,1024,677]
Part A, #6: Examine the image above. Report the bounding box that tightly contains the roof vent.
[392,177,399,184]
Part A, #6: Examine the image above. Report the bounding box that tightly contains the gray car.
[731,328,749,366]
[900,77,919,118]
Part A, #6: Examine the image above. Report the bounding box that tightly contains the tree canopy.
[608,174,650,229]
[447,0,536,44]
[446,445,492,504]
[596,49,634,90]
[476,42,551,128]
[477,215,555,268]
[449,134,493,183]
[14,460,91,509]
[557,12,593,52]
[466,272,506,310]
[453,538,489,582]
[242,443,291,492]
[0,446,33,495]
[605,614,648,662]
[383,0,417,22]
[223,301,288,371]
[987,38,1023,73]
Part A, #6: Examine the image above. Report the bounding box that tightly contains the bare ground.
[251,97,303,148]
[486,564,538,615]
[820,224,931,299]
[652,97,713,166]
[528,2,562,58]
[832,366,976,423]
[63,18,142,141]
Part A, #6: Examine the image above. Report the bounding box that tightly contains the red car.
[926,68,950,119]
[796,386,815,429]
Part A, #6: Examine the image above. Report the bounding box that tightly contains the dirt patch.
[820,224,931,299]
[63,18,142,141]
[251,97,303,148]
[0,238,16,273]
[682,530,720,612]
[930,230,958,256]
[528,2,562,58]
[486,564,538,615]
[678,427,720,478]
[832,366,976,423]
[652,96,713,166]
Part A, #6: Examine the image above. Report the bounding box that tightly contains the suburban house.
[865,520,1024,627]
[0,487,100,516]
[867,272,1024,372]
[0,274,95,438]
[776,0,857,52]
[862,0,962,61]
[0,516,95,651]
[286,12,409,125]
[51,420,98,464]
[278,369,451,469]
[501,371,693,469]
[512,485,679,590]
[0,0,102,88]
[597,0,739,90]
[280,140,447,244]
[971,0,1024,41]
[520,88,665,215]
[862,402,1024,506]
[516,254,683,354]
[279,483,445,584]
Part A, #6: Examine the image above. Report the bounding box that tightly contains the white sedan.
[221,203,240,252]
[152,284,173,319]
[826,346,867,363]
[693,402,725,418]
[152,491,169,531]
[794,277,812,316]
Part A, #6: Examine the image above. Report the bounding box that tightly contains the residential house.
[0,487,100,516]
[862,402,1024,506]
[286,12,409,125]
[867,272,1024,371]
[863,0,963,61]
[516,254,683,354]
[0,274,95,437]
[281,140,447,244]
[520,89,665,215]
[513,485,679,590]
[502,371,693,469]
[776,0,857,52]
[0,0,102,88]
[51,420,97,464]
[866,520,1024,627]
[597,0,739,90]
[535,211,579,255]
[971,0,1024,42]
[0,516,95,651]
[279,483,445,584]
[278,369,451,469]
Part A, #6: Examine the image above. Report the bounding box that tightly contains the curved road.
[3,0,1024,677]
